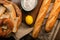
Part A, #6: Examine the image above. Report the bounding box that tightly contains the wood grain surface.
[22,0,43,26]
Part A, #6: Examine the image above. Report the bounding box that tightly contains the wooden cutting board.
[22,0,43,26]
[11,0,43,26]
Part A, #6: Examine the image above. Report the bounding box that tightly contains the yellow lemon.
[25,15,33,25]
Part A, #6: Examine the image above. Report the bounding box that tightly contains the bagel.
[0,0,22,37]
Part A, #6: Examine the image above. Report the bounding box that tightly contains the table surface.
[9,0,60,40]
[55,22,60,40]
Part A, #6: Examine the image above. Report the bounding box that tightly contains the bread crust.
[45,0,60,32]
[0,0,22,37]
[0,18,13,37]
[32,0,51,38]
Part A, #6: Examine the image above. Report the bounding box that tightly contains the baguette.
[32,0,51,38]
[45,0,60,32]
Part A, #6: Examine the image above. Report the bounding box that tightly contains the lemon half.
[25,15,33,25]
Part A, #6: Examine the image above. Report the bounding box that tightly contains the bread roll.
[32,0,51,38]
[0,0,22,37]
[45,0,60,32]
[3,1,22,33]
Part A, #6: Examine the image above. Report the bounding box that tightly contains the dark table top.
[55,25,60,40]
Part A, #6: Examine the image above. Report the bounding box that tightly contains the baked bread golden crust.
[0,5,6,16]
[0,18,13,37]
[0,0,22,37]
[45,0,60,32]
[32,0,51,38]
